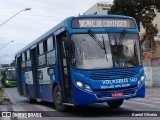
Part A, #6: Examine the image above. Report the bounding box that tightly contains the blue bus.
[15,14,146,111]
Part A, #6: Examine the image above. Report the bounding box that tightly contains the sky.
[0,0,113,64]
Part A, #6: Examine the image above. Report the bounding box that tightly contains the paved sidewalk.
[146,87,160,96]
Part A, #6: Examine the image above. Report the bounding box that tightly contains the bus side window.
[38,42,46,67]
[26,50,31,71]
[21,53,26,71]
[46,36,56,65]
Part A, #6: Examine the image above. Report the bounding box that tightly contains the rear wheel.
[53,85,67,111]
[107,100,124,108]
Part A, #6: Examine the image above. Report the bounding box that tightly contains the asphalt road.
[0,87,160,120]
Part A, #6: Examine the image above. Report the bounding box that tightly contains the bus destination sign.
[72,18,136,28]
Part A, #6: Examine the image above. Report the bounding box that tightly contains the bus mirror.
[63,39,71,51]
[47,68,54,75]
[63,39,75,54]
[62,38,75,59]
[70,40,75,53]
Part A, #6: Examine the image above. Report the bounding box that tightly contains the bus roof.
[15,14,135,56]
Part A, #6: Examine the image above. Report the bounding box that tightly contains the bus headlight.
[75,81,92,92]
[141,76,145,81]
[76,81,83,88]
[6,80,9,83]
[138,75,145,87]
[84,84,92,92]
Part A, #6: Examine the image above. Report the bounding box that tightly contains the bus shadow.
[65,104,134,117]
[31,101,134,117]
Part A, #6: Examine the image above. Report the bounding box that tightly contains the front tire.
[53,85,67,111]
[107,100,124,108]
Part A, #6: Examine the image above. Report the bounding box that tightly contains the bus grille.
[88,69,138,80]
[95,87,137,98]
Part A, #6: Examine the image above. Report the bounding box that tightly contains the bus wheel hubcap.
[55,91,61,105]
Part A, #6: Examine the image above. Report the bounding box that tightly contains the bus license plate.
[112,92,124,98]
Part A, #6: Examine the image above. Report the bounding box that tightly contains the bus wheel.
[26,90,34,103]
[107,100,124,108]
[53,85,66,111]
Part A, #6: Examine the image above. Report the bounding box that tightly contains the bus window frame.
[46,35,56,66]
[26,50,31,60]
[21,53,26,71]
[37,40,46,68]
[37,34,56,68]
[70,32,142,71]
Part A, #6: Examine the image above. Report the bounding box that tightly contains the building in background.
[0,64,9,80]
[84,1,113,15]
[84,1,160,58]
[84,1,160,87]
[141,12,160,58]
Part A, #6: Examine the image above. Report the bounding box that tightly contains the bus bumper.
[4,80,17,87]
[73,82,145,106]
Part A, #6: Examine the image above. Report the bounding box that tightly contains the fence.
[143,58,160,87]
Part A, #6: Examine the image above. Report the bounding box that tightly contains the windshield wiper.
[88,30,104,49]
[113,32,128,64]
[102,35,108,61]
[118,29,126,45]
[88,30,108,61]
[114,35,120,62]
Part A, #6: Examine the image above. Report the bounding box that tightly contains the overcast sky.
[0,0,113,64]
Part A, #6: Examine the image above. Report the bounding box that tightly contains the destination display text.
[72,18,136,28]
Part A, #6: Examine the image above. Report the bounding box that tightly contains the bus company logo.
[102,78,128,85]
[2,112,11,117]
[1,112,42,118]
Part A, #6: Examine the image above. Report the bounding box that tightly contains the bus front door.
[57,33,73,104]
[31,48,39,100]
[16,57,23,95]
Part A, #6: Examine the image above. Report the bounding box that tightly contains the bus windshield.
[71,33,140,69]
[6,69,16,81]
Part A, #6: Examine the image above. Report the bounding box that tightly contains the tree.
[10,60,15,67]
[108,0,160,46]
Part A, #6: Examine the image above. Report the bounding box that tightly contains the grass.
[0,86,4,97]
[0,86,11,105]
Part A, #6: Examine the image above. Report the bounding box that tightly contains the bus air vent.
[88,69,138,80]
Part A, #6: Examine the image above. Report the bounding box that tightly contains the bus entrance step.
[36,98,42,102]
[63,103,74,106]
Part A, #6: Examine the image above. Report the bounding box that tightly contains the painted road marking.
[133,98,160,104]
[125,100,160,109]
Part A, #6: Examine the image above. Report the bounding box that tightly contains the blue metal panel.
[72,66,144,89]
[27,84,35,99]
[73,80,145,106]
[69,28,138,35]
[21,71,26,95]
[21,72,26,86]
[39,84,53,102]
[71,65,145,105]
